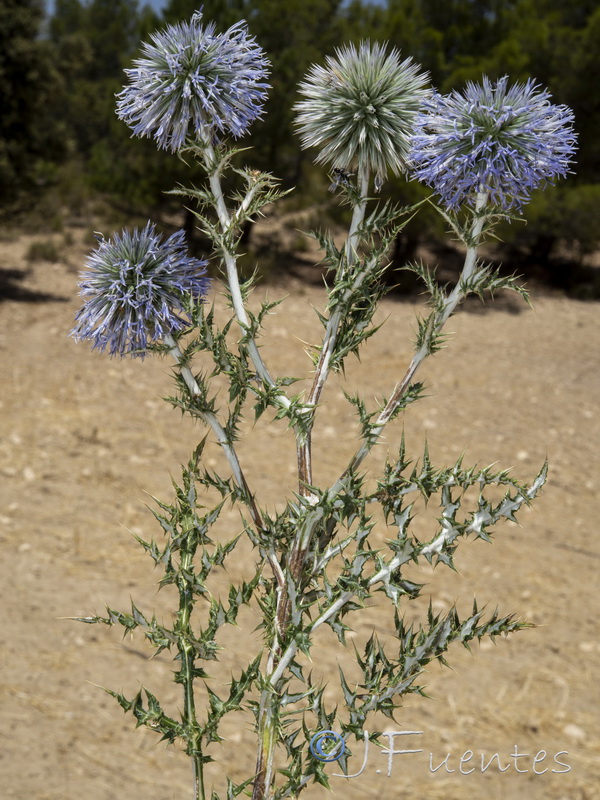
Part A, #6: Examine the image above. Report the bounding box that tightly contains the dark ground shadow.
[283,239,600,309]
[283,244,529,314]
[0,267,69,303]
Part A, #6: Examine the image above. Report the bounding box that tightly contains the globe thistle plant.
[71,223,210,357]
[116,11,270,152]
[294,42,429,183]
[409,75,577,211]
[74,11,580,800]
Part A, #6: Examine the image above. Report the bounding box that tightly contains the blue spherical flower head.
[294,42,430,183]
[71,224,210,357]
[116,11,270,152]
[409,76,577,211]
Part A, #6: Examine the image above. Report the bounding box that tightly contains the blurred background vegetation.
[2,0,599,295]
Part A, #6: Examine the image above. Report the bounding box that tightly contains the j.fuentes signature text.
[320,730,571,778]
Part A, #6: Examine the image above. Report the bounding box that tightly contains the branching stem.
[251,164,371,800]
[344,190,489,477]
[260,192,494,711]
[286,162,371,628]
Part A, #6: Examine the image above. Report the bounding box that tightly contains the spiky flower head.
[408,76,577,211]
[116,11,270,152]
[294,42,430,182]
[71,224,210,357]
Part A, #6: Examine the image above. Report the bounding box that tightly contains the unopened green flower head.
[294,42,429,183]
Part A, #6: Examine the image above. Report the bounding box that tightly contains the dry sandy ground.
[0,225,599,800]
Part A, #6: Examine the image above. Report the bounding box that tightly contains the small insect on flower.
[408,76,577,211]
[116,10,270,152]
[71,223,210,358]
[294,42,429,182]
[328,167,354,192]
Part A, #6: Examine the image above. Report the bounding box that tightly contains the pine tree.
[0,0,67,209]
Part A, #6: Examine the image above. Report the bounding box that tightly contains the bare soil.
[1,224,599,800]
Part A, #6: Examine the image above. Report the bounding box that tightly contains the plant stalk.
[251,164,371,800]
[164,334,265,532]
[297,161,371,494]
[199,139,293,414]
[178,547,205,800]
[345,190,489,476]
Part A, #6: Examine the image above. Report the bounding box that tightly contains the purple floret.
[71,223,210,357]
[408,76,577,211]
[116,11,270,152]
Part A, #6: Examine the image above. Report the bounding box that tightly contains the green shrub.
[26,239,61,263]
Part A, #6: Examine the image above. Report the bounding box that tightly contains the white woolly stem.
[284,191,491,570]
[270,556,399,688]
[311,162,370,407]
[250,164,372,800]
[163,333,256,518]
[297,161,370,493]
[231,181,262,229]
[438,190,488,325]
[201,140,292,413]
[345,190,490,476]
